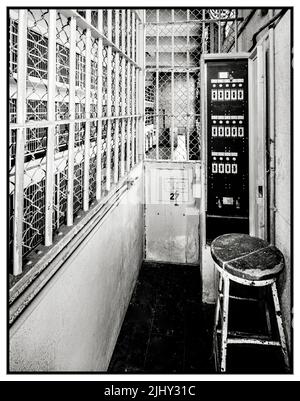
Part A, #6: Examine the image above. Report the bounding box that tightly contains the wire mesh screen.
[9,9,142,275]
[145,8,239,160]
[102,45,108,117]
[89,122,98,204]
[22,10,49,258]
[110,119,116,183]
[101,120,108,194]
[53,125,68,234]
[90,36,98,118]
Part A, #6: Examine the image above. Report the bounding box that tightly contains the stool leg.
[220,275,230,373]
[271,282,290,372]
[263,286,272,337]
[213,270,223,371]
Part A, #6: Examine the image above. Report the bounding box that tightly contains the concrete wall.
[238,10,292,349]
[10,163,144,372]
[273,11,292,350]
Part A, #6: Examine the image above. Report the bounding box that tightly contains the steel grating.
[145,8,239,161]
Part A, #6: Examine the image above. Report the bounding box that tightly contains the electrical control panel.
[205,58,249,240]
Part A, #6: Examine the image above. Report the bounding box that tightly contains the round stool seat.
[211,233,284,282]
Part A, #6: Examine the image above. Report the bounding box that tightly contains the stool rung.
[219,293,258,302]
[227,338,281,346]
[216,329,281,346]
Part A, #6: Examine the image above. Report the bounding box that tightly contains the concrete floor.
[108,261,288,374]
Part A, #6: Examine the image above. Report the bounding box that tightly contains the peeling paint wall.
[10,163,144,372]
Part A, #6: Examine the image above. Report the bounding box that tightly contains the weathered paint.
[9,163,144,372]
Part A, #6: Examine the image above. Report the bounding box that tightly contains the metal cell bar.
[67,16,76,226]
[96,11,103,200]
[127,10,131,57]
[235,9,238,52]
[114,11,120,184]
[45,10,56,246]
[126,10,131,172]
[131,63,135,167]
[83,10,91,211]
[126,61,131,172]
[145,17,240,25]
[202,9,205,54]
[60,9,141,70]
[132,11,135,62]
[120,10,126,177]
[186,9,190,161]
[218,19,221,53]
[137,12,144,162]
[13,9,27,275]
[106,10,112,191]
[131,12,136,166]
[171,9,175,160]
[155,9,159,160]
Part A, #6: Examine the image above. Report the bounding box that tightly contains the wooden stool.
[211,233,290,373]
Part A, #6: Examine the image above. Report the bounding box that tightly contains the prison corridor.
[8,8,292,375]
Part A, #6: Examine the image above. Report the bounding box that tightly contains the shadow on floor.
[108,261,288,374]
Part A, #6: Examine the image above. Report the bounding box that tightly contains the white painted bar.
[45,10,56,246]
[13,9,27,275]
[96,10,103,200]
[131,63,135,167]
[83,11,92,211]
[171,9,175,160]
[106,10,112,191]
[120,10,126,177]
[126,62,131,172]
[126,10,131,172]
[67,16,76,226]
[137,12,144,163]
[132,11,135,62]
[186,9,190,161]
[155,10,160,160]
[131,12,136,166]
[114,10,120,184]
[202,10,206,54]
[60,9,141,70]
